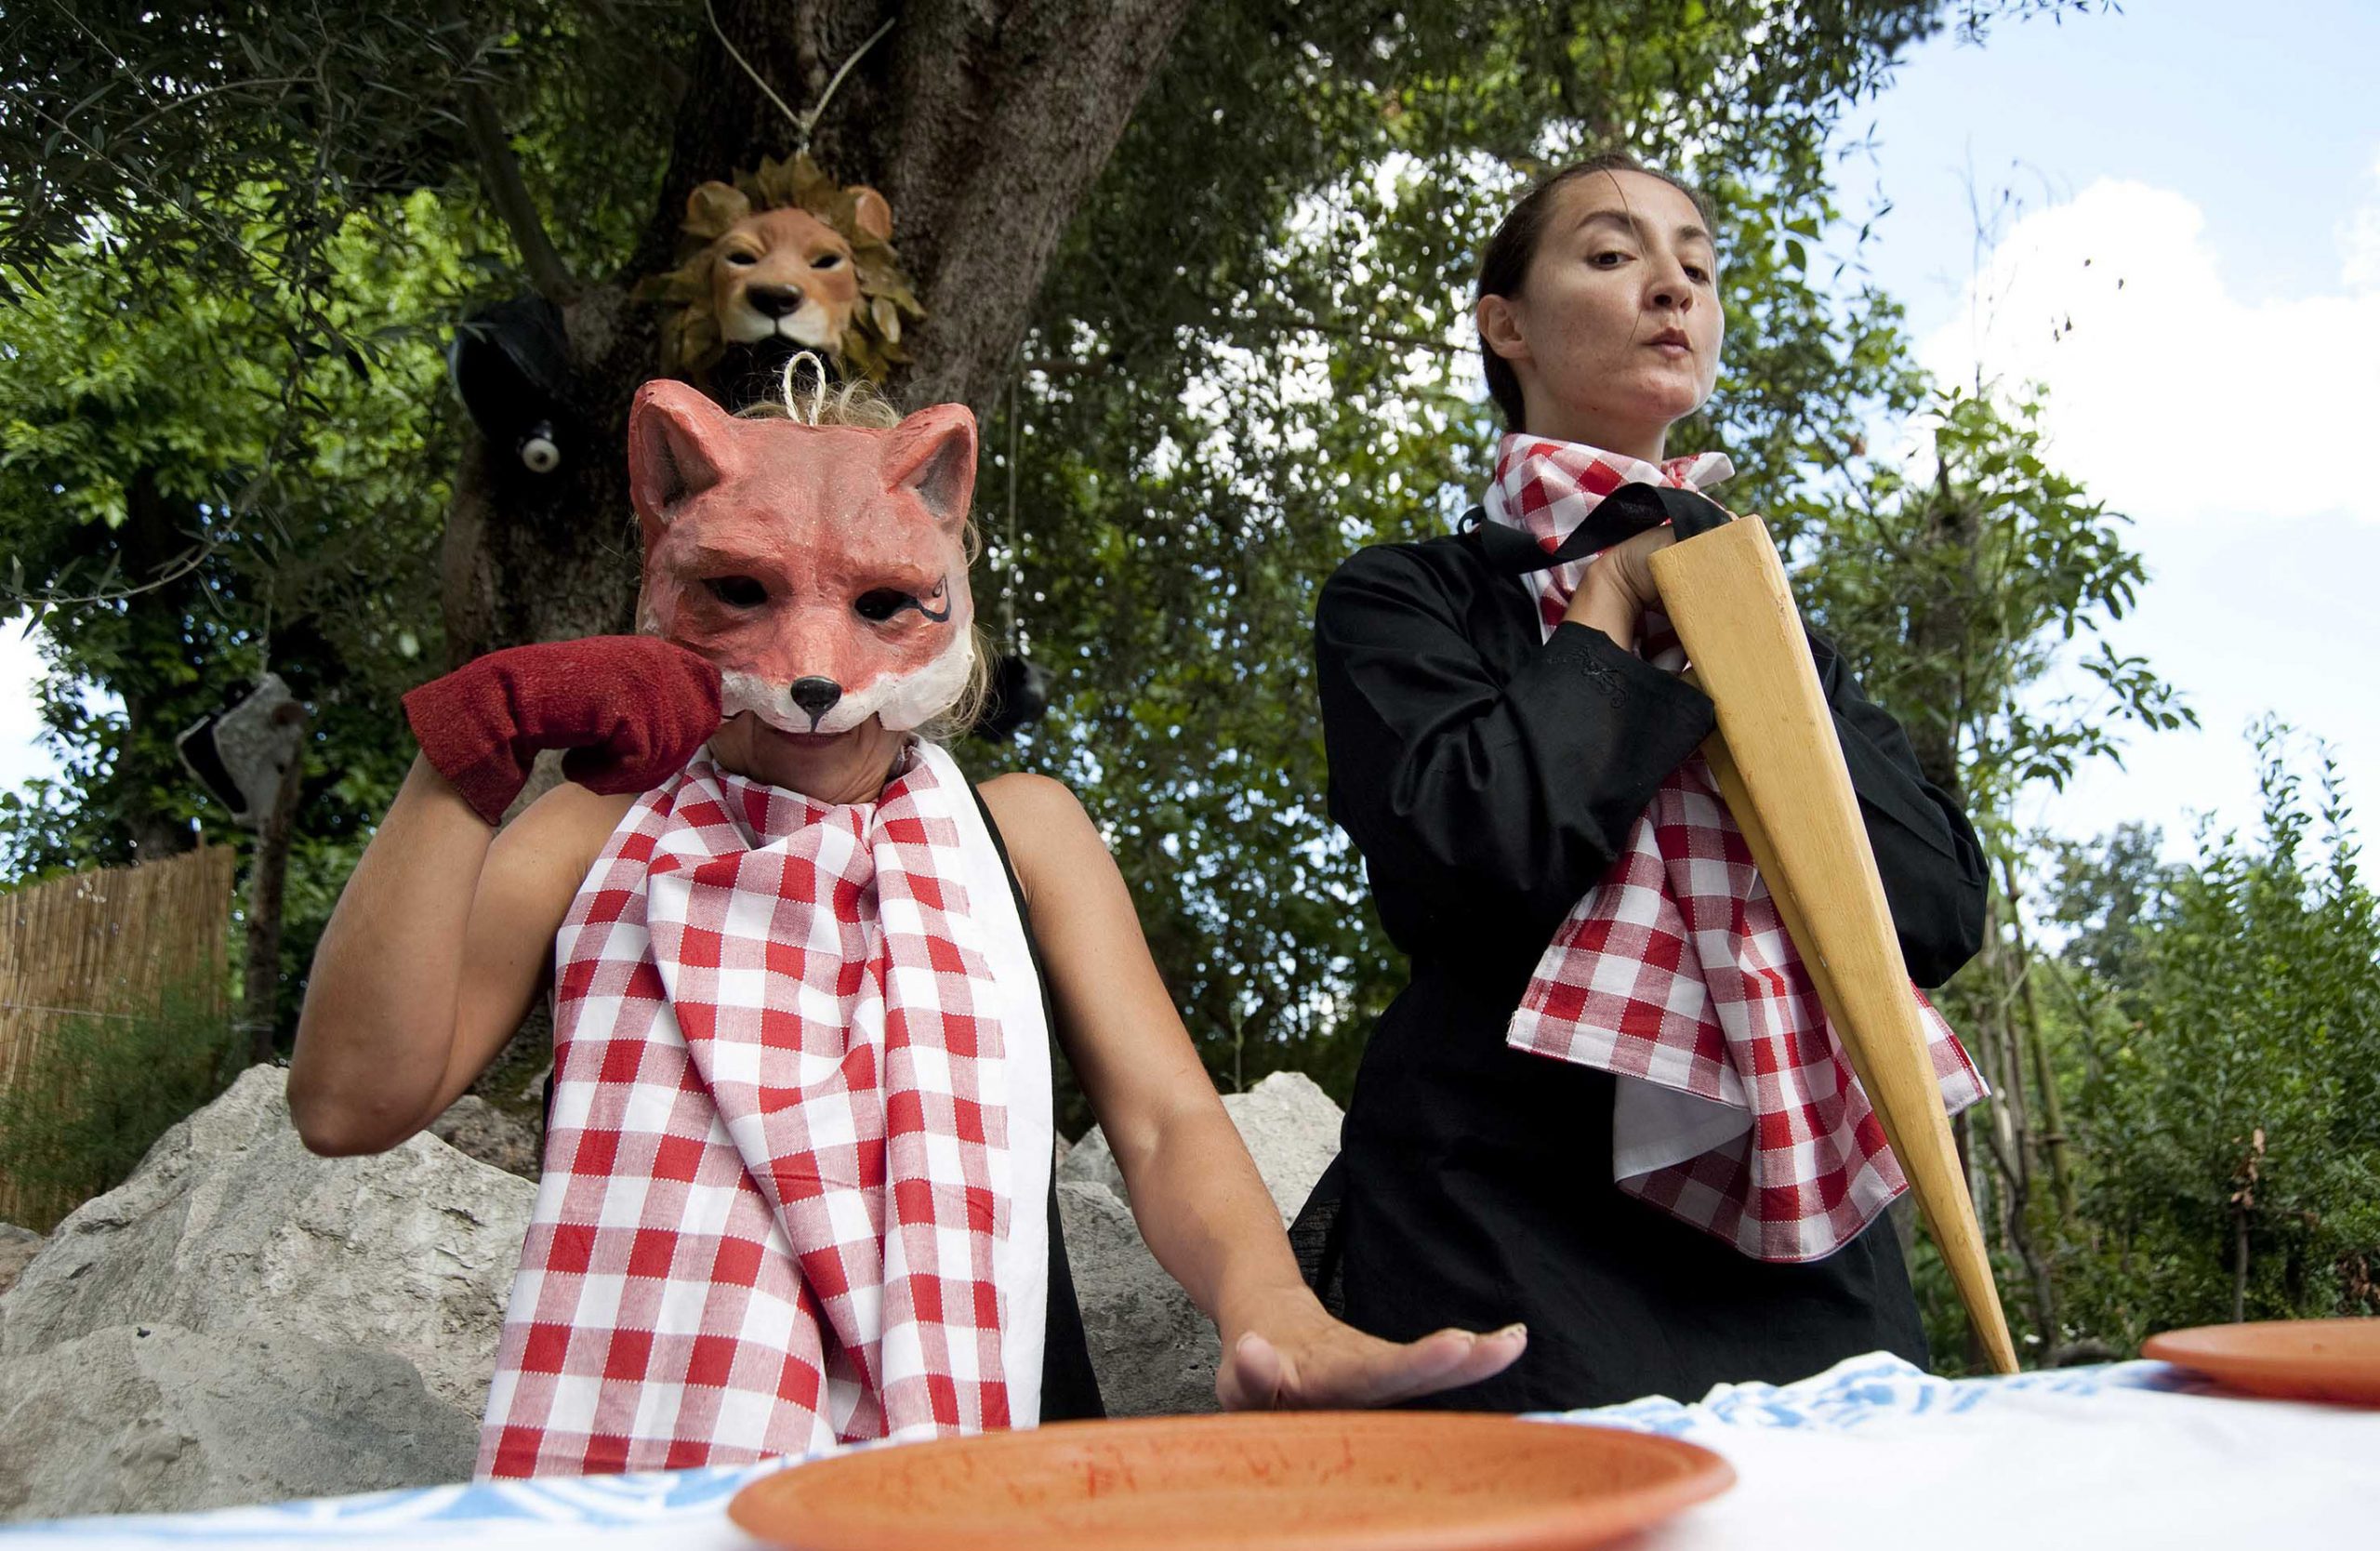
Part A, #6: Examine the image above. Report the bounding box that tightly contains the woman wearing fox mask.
[290,370,1522,1478]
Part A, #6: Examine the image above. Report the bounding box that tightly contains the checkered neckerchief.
[479,744,1010,1477]
[1484,432,1986,1264]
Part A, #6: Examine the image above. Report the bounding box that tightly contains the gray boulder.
[1058,1069,1343,1225]
[1055,1071,1345,1417]
[1057,1180,1221,1419]
[1216,1070,1344,1224]
[0,1065,534,1414]
[1053,1124,1123,1198]
[0,1225,41,1298]
[0,1323,476,1521]
[430,1094,542,1179]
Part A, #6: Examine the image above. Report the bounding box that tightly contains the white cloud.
[1910,168,2380,853]
[1919,175,2380,525]
[0,617,62,795]
[2342,154,2380,293]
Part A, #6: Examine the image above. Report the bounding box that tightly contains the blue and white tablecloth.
[8,1355,2376,1547]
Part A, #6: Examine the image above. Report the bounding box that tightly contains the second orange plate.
[728,1412,1734,1551]
[2143,1317,2380,1405]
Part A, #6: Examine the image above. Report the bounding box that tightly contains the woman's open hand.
[1215,1286,1527,1411]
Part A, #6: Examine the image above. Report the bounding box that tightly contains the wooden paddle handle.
[1651,517,2017,1375]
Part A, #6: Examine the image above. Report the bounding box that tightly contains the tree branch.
[1240,308,1475,358]
[460,82,577,302]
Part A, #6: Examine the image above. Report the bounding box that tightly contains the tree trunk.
[2231,1204,2251,1324]
[1899,463,1981,802]
[443,0,1199,665]
[239,720,307,1066]
[2000,856,2075,1226]
[1979,887,2056,1346]
[118,471,202,861]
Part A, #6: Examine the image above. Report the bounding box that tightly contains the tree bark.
[2231,1205,2251,1324]
[2000,856,2075,1226]
[443,0,1199,665]
[239,712,307,1066]
[118,470,203,861]
[1901,461,1979,802]
[1979,887,2056,1343]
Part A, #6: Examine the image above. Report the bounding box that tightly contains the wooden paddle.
[1649,514,2018,1375]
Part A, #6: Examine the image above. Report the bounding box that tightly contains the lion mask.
[642,154,924,387]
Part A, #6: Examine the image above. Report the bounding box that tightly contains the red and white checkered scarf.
[1484,432,1986,1264]
[480,740,1026,1477]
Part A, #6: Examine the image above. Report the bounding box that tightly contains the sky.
[1836,0,2380,857]
[5,3,2377,865]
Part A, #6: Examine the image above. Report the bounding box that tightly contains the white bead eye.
[520,434,561,474]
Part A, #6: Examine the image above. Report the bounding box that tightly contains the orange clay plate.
[728,1412,1734,1551]
[2144,1318,2380,1405]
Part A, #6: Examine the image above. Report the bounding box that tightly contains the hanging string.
[1003,366,1025,655]
[778,350,831,423]
[703,1,897,151]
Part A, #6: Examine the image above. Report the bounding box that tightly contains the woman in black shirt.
[1292,153,1988,1411]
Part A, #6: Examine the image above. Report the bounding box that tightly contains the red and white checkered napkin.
[479,742,1011,1478]
[1484,432,1986,1264]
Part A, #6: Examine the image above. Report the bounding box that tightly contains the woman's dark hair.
[1474,152,1715,432]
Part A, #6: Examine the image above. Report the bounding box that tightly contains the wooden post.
[1651,515,2018,1374]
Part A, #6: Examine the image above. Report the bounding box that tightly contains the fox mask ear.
[879,404,977,535]
[628,379,738,536]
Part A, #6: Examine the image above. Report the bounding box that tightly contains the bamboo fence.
[0,845,236,1224]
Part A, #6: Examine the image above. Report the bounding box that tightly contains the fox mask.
[628,379,976,737]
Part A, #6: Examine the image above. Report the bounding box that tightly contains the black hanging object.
[174,674,304,829]
[972,653,1052,742]
[449,295,575,476]
[712,337,853,415]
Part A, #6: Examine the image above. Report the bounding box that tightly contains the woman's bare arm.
[981,773,1524,1408]
[287,756,628,1155]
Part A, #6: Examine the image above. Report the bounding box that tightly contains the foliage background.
[3,0,2371,1361]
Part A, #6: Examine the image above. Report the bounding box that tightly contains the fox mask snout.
[628,379,976,737]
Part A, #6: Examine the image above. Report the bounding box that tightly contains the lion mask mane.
[641,153,924,387]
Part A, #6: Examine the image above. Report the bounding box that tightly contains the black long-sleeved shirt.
[1296,515,1987,1412]
[1316,526,1984,987]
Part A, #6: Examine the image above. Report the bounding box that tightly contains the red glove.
[401,637,723,825]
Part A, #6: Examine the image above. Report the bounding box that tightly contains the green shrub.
[0,981,243,1231]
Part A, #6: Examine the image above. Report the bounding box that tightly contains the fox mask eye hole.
[811,253,846,271]
[854,581,952,624]
[703,575,769,607]
[722,249,760,268]
[854,588,917,622]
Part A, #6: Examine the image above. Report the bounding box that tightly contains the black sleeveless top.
[967,784,1107,1423]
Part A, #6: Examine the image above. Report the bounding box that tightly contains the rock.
[429,1094,542,1179]
[1053,1120,1125,1200]
[1057,1181,1220,1419]
[1057,1070,1343,1225]
[0,1065,534,1415]
[1217,1071,1344,1225]
[0,1225,41,1299]
[0,1323,476,1521]
[1051,1072,1345,1417]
